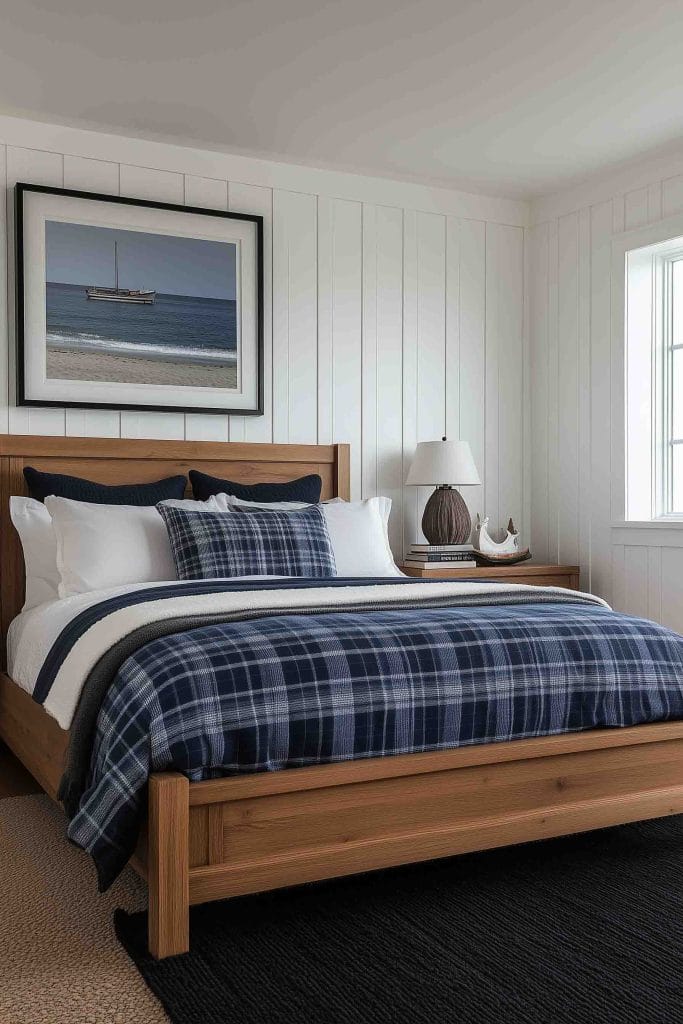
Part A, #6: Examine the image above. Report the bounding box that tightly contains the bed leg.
[148,773,190,959]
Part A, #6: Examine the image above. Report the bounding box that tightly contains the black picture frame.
[15,182,264,416]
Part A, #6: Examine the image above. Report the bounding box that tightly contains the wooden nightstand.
[401,562,581,590]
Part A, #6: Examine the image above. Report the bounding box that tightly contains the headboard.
[0,435,350,656]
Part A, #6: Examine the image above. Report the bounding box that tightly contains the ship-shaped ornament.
[472,515,531,566]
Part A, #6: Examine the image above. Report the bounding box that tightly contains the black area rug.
[116,815,683,1024]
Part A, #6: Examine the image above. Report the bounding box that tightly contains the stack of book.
[404,543,477,570]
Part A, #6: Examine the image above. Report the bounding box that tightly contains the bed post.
[148,773,190,959]
[334,443,351,501]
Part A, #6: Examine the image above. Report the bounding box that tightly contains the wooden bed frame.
[1,434,683,961]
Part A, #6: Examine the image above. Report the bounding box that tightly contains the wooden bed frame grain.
[1,434,683,960]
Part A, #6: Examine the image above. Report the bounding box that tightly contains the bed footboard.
[145,722,683,959]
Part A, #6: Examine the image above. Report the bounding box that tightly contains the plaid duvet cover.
[55,580,683,888]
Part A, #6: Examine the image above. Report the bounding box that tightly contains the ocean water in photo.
[46,282,238,366]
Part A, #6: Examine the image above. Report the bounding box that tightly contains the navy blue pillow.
[158,503,337,580]
[24,466,187,505]
[189,469,322,504]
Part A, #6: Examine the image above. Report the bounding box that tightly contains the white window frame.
[612,212,683,527]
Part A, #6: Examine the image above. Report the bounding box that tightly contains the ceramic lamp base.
[421,486,471,545]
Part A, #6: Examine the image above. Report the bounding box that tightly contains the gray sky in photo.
[45,221,236,300]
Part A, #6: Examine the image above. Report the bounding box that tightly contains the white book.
[404,559,477,569]
[408,543,474,552]
[407,552,475,562]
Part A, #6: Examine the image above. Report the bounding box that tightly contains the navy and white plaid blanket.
[35,577,683,888]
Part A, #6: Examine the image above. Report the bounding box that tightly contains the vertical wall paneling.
[444,217,460,443]
[624,187,649,230]
[531,155,683,630]
[529,221,550,561]
[647,546,662,622]
[659,547,683,631]
[484,224,524,537]
[184,414,229,443]
[317,196,334,447]
[521,220,532,550]
[272,189,317,445]
[402,209,419,550]
[270,190,317,446]
[119,410,186,440]
[546,219,560,562]
[184,175,228,211]
[373,206,404,554]
[611,544,626,611]
[577,208,592,589]
[588,200,613,602]
[647,182,662,223]
[329,200,363,499]
[457,219,486,528]
[662,175,683,218]
[623,544,649,618]
[0,119,527,562]
[484,223,499,533]
[492,224,524,538]
[415,212,446,531]
[119,164,184,204]
[557,213,580,565]
[612,195,625,234]
[361,204,378,498]
[318,197,363,494]
[63,155,119,194]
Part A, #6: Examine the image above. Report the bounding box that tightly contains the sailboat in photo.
[86,241,156,304]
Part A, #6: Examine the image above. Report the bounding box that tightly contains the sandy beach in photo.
[46,346,238,389]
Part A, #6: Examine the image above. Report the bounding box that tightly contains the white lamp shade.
[406,439,481,486]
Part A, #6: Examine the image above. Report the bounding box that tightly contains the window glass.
[672,347,683,441]
[672,443,683,514]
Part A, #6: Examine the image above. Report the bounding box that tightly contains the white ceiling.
[2,0,683,199]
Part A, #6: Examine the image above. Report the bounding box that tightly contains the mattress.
[7,575,290,703]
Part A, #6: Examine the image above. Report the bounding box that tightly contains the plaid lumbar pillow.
[157,503,337,580]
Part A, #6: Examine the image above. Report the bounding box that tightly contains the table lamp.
[406,437,481,545]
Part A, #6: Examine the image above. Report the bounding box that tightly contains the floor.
[0,741,41,797]
[0,742,168,1023]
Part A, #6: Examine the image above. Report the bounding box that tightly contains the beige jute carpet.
[0,794,168,1024]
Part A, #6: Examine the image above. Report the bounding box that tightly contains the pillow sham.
[189,469,322,504]
[217,495,400,577]
[158,504,337,580]
[45,495,220,598]
[9,496,60,610]
[24,466,187,505]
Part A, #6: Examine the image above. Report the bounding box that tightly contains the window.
[622,230,683,521]
[670,259,683,513]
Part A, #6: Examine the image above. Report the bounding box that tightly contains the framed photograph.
[15,183,263,415]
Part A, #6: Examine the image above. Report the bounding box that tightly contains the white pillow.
[10,496,60,610]
[218,495,400,577]
[45,495,221,598]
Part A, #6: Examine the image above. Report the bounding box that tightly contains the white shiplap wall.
[530,146,683,630]
[0,115,528,559]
